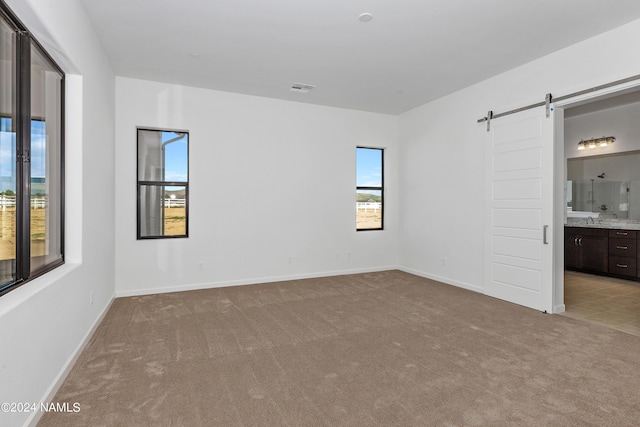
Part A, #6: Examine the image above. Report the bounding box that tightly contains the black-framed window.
[137,128,189,239]
[356,147,383,231]
[0,3,65,296]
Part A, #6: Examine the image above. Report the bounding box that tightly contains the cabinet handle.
[578,237,582,246]
[616,245,628,250]
[543,225,549,244]
[616,232,628,236]
[616,263,628,268]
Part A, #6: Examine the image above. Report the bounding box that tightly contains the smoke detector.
[358,13,373,22]
[290,83,316,94]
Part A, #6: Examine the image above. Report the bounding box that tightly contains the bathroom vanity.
[565,222,640,280]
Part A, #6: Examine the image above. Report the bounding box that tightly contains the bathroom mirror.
[567,150,640,220]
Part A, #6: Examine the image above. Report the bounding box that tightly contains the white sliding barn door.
[485,106,554,312]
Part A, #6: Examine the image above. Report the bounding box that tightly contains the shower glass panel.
[567,179,630,219]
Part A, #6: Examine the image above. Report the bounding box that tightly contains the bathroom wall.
[565,100,640,158]
[565,100,640,220]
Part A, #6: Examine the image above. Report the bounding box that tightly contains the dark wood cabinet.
[564,233,581,270]
[564,227,608,273]
[637,239,640,278]
[608,230,638,278]
[566,226,640,281]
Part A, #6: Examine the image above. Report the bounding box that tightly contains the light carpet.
[39,270,640,426]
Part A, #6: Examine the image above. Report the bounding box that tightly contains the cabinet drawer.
[609,256,637,277]
[608,229,637,239]
[609,238,637,258]
[565,227,608,237]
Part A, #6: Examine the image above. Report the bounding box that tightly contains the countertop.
[565,218,640,230]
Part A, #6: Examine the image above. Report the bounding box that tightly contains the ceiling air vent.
[290,83,316,94]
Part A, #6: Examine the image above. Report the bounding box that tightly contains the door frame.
[551,79,640,313]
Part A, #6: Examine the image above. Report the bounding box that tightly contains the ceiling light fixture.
[577,136,615,151]
[358,13,373,22]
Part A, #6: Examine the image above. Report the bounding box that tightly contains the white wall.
[398,18,640,300]
[0,1,115,427]
[115,78,398,296]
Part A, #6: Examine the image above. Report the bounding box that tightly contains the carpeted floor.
[39,270,640,426]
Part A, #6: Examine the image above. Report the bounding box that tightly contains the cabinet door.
[564,234,581,270]
[580,235,608,273]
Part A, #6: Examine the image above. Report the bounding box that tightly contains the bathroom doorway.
[560,90,640,336]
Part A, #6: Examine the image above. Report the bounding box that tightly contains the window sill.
[0,263,81,316]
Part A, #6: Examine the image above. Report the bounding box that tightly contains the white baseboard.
[553,304,566,314]
[398,266,484,294]
[26,295,115,427]
[116,265,400,297]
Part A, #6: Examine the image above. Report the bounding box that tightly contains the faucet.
[586,216,594,224]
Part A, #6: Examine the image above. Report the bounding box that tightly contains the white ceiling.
[79,0,640,115]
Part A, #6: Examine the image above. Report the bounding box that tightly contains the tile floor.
[563,270,640,337]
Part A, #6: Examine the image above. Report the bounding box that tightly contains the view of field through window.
[137,130,188,238]
[0,119,50,261]
[356,147,383,230]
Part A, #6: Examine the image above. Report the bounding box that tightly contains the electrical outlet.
[199,263,205,270]
[90,291,94,306]
[288,257,292,264]
[441,257,446,266]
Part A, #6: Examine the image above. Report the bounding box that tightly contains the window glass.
[356,147,383,230]
[30,42,63,273]
[0,17,17,285]
[137,129,188,239]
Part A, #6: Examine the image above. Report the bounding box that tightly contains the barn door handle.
[543,225,549,244]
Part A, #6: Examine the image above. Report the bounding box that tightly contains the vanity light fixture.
[577,136,615,151]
